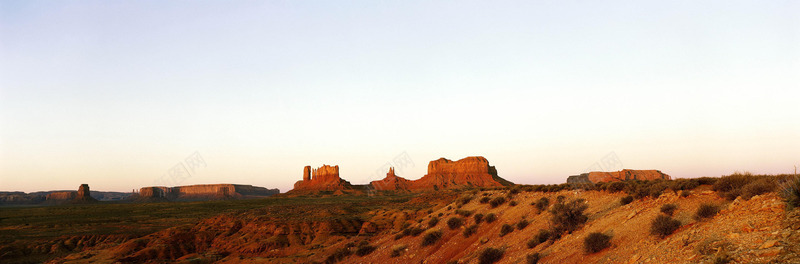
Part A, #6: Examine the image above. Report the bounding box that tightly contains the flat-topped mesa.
[46,191,77,200]
[586,169,671,183]
[293,164,353,191]
[74,184,98,202]
[46,184,98,203]
[138,184,279,200]
[370,167,412,191]
[410,156,513,189]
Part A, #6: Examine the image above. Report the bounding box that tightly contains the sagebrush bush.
[583,232,612,253]
[421,230,443,247]
[428,217,439,228]
[516,219,529,230]
[742,178,776,200]
[447,217,464,229]
[680,190,691,197]
[526,253,541,264]
[355,244,376,256]
[499,224,514,237]
[325,247,352,263]
[660,204,678,216]
[474,213,484,224]
[389,244,406,257]
[527,229,551,248]
[534,197,550,212]
[620,195,634,205]
[489,197,507,208]
[695,204,719,220]
[606,181,627,193]
[463,224,478,237]
[478,247,504,264]
[509,200,518,206]
[781,175,800,209]
[650,215,681,238]
[550,199,588,235]
[458,195,474,206]
[485,213,497,223]
[713,172,758,200]
[480,197,491,204]
[455,209,473,217]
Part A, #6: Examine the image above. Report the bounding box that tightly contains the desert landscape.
[1,156,799,264]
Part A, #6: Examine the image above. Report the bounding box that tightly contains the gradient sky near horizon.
[1,1,798,193]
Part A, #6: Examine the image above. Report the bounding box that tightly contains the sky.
[1,1,798,193]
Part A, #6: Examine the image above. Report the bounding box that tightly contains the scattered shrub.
[480,197,491,204]
[455,209,473,217]
[695,204,720,220]
[324,247,352,263]
[485,213,497,223]
[447,217,464,229]
[355,244,376,256]
[534,197,550,212]
[458,195,474,205]
[526,253,541,264]
[421,230,443,246]
[516,219,529,230]
[607,181,627,193]
[713,251,733,264]
[509,200,518,206]
[478,247,504,264]
[650,215,681,238]
[463,224,478,237]
[446,261,459,264]
[438,212,444,217]
[583,232,612,253]
[389,244,406,257]
[556,195,566,203]
[489,197,507,208]
[713,172,757,200]
[528,229,551,248]
[680,190,691,197]
[742,178,776,200]
[549,199,588,235]
[660,204,678,216]
[617,194,633,205]
[428,217,439,228]
[781,175,800,209]
[474,213,484,224]
[499,224,514,237]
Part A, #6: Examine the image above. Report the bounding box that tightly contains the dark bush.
[478,247,504,264]
[458,195,474,205]
[489,197,507,208]
[324,247,352,263]
[409,227,425,236]
[516,219,529,230]
[499,224,514,237]
[480,197,491,204]
[527,229,551,248]
[781,175,800,209]
[670,178,700,191]
[389,244,406,257]
[607,181,627,193]
[534,197,550,212]
[714,172,758,200]
[355,244,376,256]
[680,190,691,197]
[550,199,588,235]
[650,215,681,238]
[583,232,612,253]
[428,217,439,228]
[620,195,634,205]
[648,182,668,198]
[474,213,484,224]
[463,224,478,237]
[556,195,566,203]
[485,213,497,223]
[660,204,678,216]
[447,217,464,229]
[697,177,718,185]
[742,178,776,200]
[695,203,720,220]
[509,200,518,206]
[421,230,443,247]
[455,209,473,217]
[526,253,541,264]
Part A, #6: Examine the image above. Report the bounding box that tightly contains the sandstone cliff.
[138,184,279,201]
[587,169,671,183]
[74,184,98,203]
[46,191,77,200]
[370,167,412,191]
[292,165,353,192]
[409,156,512,189]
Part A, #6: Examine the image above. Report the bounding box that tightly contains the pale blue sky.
[1,1,798,192]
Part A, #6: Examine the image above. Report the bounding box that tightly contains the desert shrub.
[695,203,720,220]
[660,204,678,216]
[534,197,550,212]
[781,175,800,209]
[428,217,439,228]
[438,212,444,217]
[555,195,566,203]
[324,247,352,263]
[489,197,506,208]
[550,199,588,235]
[696,177,718,185]
[355,244,376,256]
[421,230,443,246]
[680,190,691,197]
[516,219,529,230]
[389,244,406,257]
[458,195,474,206]
[713,251,733,264]
[446,261,458,264]
[648,182,668,198]
[509,200,518,206]
[742,178,776,200]
[526,253,541,264]
[478,247,504,264]
[534,229,551,244]
[480,197,491,204]
[619,195,634,205]
[485,213,497,223]
[650,215,681,238]
[713,172,758,200]
[499,224,514,237]
[510,187,521,195]
[474,213,484,224]
[606,181,627,193]
[447,217,464,229]
[455,209,473,217]
[583,232,612,253]
[463,224,478,237]
[670,178,700,191]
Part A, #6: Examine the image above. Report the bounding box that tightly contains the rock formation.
[46,191,77,201]
[74,184,98,202]
[370,167,412,191]
[44,184,97,203]
[292,165,353,192]
[138,184,279,201]
[578,169,671,183]
[409,156,512,189]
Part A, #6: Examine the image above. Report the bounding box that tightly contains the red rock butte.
[46,184,97,203]
[293,165,354,191]
[587,169,671,183]
[138,184,278,200]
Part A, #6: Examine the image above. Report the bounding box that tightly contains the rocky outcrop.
[370,167,412,191]
[292,165,353,192]
[567,173,592,184]
[44,184,98,203]
[46,191,77,201]
[138,184,279,201]
[587,169,671,183]
[74,184,98,202]
[409,156,512,189]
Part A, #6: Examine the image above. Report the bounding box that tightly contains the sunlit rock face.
[368,156,513,191]
[138,184,279,200]
[292,165,353,191]
[587,169,671,183]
